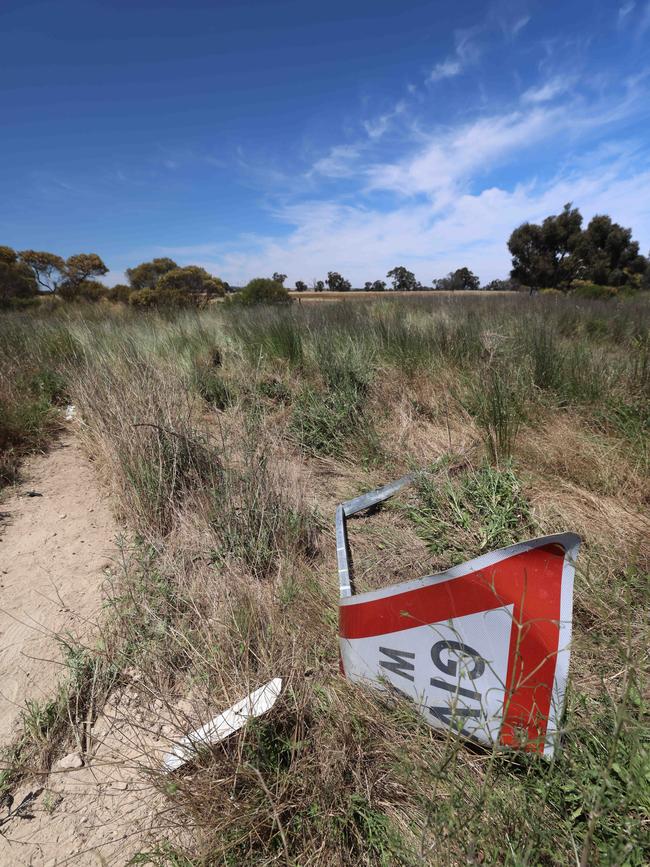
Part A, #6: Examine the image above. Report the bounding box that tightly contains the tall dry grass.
[0,295,648,865]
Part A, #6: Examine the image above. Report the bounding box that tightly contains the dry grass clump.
[1,296,649,864]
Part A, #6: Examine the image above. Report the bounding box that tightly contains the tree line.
[1,203,648,308]
[284,267,491,293]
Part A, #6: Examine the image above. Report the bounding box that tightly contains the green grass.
[407,463,536,563]
[0,636,121,800]
[466,364,524,463]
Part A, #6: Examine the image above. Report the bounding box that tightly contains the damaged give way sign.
[336,478,580,756]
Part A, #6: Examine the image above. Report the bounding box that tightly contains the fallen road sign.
[336,478,580,756]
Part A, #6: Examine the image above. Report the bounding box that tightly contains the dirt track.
[0,436,113,745]
[0,435,157,865]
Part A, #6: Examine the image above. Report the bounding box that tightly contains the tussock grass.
[1,295,648,864]
[466,365,524,463]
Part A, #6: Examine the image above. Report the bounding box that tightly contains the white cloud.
[511,15,531,36]
[116,183,644,290]
[118,40,650,289]
[428,58,462,83]
[365,76,649,201]
[160,155,650,287]
[521,77,573,104]
[363,100,407,139]
[428,26,481,83]
[488,1,531,39]
[619,1,636,21]
[367,107,562,198]
[310,144,362,178]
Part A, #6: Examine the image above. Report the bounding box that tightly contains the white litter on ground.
[162,678,283,772]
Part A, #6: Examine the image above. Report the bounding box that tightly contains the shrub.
[291,342,377,459]
[126,257,178,290]
[129,286,194,308]
[234,277,290,306]
[106,283,132,303]
[573,282,617,300]
[0,246,38,304]
[157,266,225,298]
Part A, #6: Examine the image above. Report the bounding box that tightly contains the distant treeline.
[2,203,649,308]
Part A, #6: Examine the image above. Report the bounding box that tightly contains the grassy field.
[0,293,648,865]
[286,289,514,301]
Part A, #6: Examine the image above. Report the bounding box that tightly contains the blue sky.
[2,0,650,286]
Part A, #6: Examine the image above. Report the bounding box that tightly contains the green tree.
[326,271,351,291]
[484,278,517,292]
[580,215,647,286]
[452,267,480,291]
[272,272,287,286]
[364,280,387,291]
[157,266,225,298]
[313,279,325,292]
[643,257,650,291]
[18,250,65,293]
[126,257,178,290]
[386,266,418,291]
[434,267,480,291]
[236,277,290,305]
[508,203,584,290]
[59,253,108,299]
[0,246,38,304]
[295,280,308,292]
[129,286,193,308]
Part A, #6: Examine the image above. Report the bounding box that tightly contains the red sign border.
[339,533,580,756]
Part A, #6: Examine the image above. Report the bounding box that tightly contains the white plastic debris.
[162,678,282,772]
[64,404,76,421]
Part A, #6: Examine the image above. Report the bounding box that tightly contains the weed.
[257,375,291,403]
[129,844,195,866]
[209,456,320,580]
[291,339,378,459]
[407,463,535,563]
[467,365,524,463]
[191,360,234,410]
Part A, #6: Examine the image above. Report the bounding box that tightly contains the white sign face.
[339,534,580,756]
[343,606,513,743]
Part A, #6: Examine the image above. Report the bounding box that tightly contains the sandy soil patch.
[0,436,161,865]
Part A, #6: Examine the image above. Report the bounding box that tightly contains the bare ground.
[0,435,159,865]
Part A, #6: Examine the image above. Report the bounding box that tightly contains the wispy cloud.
[619,1,636,22]
[511,15,531,37]
[521,77,574,103]
[428,58,462,83]
[488,0,531,39]
[641,2,650,32]
[310,144,362,178]
[363,100,407,139]
[428,26,481,83]
[366,107,563,199]
[108,5,650,289]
